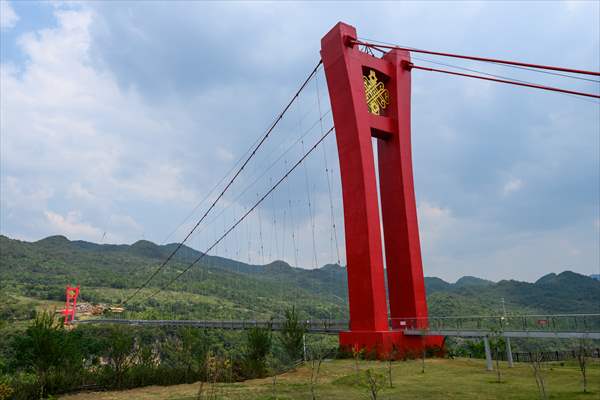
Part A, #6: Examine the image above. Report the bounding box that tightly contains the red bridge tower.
[321,22,442,356]
[62,285,80,325]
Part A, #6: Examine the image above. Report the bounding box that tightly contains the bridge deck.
[74,319,347,333]
[74,318,600,339]
[403,329,600,340]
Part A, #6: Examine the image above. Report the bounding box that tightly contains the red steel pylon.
[62,285,80,325]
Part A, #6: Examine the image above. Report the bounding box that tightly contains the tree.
[307,342,327,400]
[243,326,272,378]
[384,345,398,388]
[528,350,548,400]
[489,329,504,383]
[420,328,427,374]
[103,326,135,388]
[268,355,285,400]
[162,327,208,382]
[576,338,588,393]
[197,351,228,400]
[12,310,80,397]
[279,306,306,364]
[352,344,363,378]
[364,368,386,400]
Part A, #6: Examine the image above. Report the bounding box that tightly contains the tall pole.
[502,298,514,367]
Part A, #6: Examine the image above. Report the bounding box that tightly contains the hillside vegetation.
[1,235,598,399]
[1,234,599,323]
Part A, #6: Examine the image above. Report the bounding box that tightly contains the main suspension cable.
[358,36,600,83]
[192,109,332,241]
[410,55,599,104]
[122,60,323,305]
[140,126,335,302]
[409,64,600,99]
[351,39,600,77]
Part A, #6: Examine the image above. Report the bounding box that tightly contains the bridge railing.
[75,317,350,333]
[76,314,600,334]
[391,314,600,333]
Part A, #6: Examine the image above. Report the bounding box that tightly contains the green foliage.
[161,327,209,382]
[279,306,306,363]
[244,327,273,378]
[363,368,386,399]
[1,234,600,398]
[0,380,13,400]
[11,310,84,397]
[103,326,135,388]
[2,372,38,400]
[2,234,599,329]
[2,317,259,398]
[0,235,349,322]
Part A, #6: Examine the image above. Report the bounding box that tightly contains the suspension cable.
[122,60,323,305]
[350,39,600,77]
[139,126,335,302]
[193,109,331,245]
[315,72,341,265]
[408,55,599,104]
[358,37,600,84]
[409,63,600,99]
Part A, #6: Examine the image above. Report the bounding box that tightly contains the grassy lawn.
[61,358,599,400]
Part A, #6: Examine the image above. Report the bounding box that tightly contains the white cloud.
[1,2,598,282]
[0,1,18,30]
[44,210,103,240]
[216,146,235,162]
[2,176,54,212]
[1,6,201,243]
[502,178,523,196]
[67,182,96,203]
[419,201,451,220]
[114,164,197,203]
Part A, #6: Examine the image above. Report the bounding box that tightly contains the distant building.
[590,274,600,281]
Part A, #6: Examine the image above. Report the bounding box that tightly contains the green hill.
[1,235,598,322]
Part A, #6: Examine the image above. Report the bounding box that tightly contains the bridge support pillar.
[506,336,514,367]
[484,336,494,371]
[321,22,443,358]
[339,330,443,359]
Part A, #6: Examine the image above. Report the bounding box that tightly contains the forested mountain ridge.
[1,235,598,322]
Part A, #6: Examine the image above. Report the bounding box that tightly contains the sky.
[1,1,598,283]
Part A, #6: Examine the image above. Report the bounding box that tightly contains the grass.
[78,287,273,320]
[61,357,599,400]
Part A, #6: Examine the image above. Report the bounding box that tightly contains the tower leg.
[378,49,429,328]
[321,23,390,344]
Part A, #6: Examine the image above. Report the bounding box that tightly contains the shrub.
[279,307,306,363]
[243,327,272,378]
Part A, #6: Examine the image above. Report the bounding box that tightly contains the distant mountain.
[454,276,494,288]
[425,271,600,315]
[1,235,599,322]
[424,277,451,292]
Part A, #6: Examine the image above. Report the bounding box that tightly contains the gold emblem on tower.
[363,70,390,115]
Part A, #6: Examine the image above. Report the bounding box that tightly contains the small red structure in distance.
[62,285,80,325]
